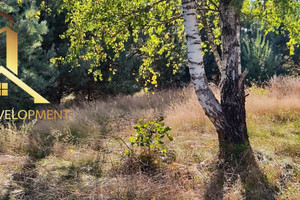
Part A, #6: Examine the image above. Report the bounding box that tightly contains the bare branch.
[113,136,133,152]
[238,69,249,89]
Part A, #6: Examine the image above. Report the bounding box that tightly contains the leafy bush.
[124,117,173,157]
[120,117,174,174]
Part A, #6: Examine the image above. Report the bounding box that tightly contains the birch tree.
[182,0,251,159]
[58,0,300,160]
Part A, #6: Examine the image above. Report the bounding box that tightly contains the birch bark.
[181,0,226,131]
[182,0,250,159]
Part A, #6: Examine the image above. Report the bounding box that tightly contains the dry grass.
[0,76,299,199]
[268,76,300,98]
[0,122,34,155]
[246,76,300,115]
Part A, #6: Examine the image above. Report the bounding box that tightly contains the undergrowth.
[0,78,299,199]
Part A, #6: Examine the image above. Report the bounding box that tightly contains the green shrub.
[123,117,173,157]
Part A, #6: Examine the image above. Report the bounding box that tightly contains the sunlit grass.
[0,77,299,199]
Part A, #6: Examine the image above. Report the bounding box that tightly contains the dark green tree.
[242,24,283,84]
[0,0,58,109]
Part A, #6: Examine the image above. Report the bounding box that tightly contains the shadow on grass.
[3,129,56,199]
[204,149,278,200]
[7,160,77,199]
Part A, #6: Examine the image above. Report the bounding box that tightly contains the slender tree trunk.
[182,0,250,160]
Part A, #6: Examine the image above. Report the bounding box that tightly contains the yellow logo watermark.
[0,10,49,104]
[0,10,70,120]
[0,109,70,120]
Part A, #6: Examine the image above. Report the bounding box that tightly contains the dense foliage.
[0,0,299,109]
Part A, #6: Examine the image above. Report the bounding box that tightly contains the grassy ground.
[0,76,299,200]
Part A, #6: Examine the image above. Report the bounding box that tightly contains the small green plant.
[124,117,173,156]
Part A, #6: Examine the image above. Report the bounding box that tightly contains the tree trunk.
[218,0,250,159]
[182,0,250,160]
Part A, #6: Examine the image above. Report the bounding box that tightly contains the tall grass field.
[0,76,299,199]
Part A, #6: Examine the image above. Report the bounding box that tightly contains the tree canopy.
[0,0,298,108]
[59,0,300,87]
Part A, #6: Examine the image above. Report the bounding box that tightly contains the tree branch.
[121,0,166,18]
[198,10,223,72]
[113,136,133,152]
[143,14,183,28]
[208,0,219,10]
[197,8,219,12]
[239,69,249,89]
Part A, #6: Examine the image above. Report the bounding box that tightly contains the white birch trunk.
[182,0,251,159]
[181,0,226,131]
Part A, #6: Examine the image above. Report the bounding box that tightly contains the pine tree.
[242,24,283,84]
[0,0,58,109]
